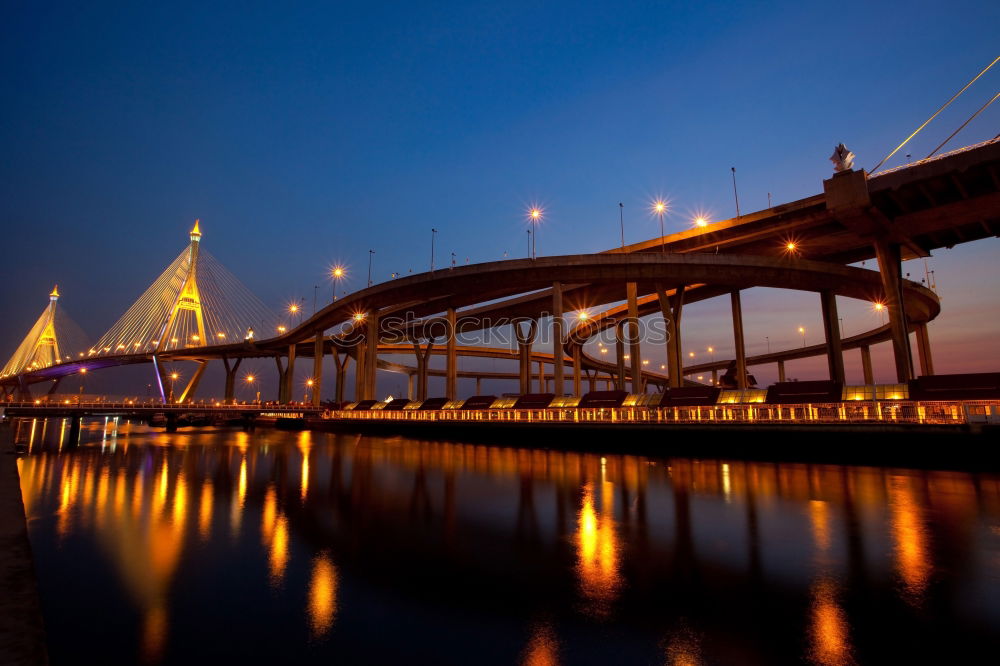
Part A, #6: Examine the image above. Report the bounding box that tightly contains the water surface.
[14,418,1000,664]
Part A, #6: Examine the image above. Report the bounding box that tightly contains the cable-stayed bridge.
[2,138,999,410]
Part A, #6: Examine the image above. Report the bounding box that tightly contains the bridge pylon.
[2,287,65,390]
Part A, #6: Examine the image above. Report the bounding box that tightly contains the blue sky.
[2,1,998,396]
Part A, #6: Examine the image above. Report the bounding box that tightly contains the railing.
[0,400,321,412]
[326,401,1000,426]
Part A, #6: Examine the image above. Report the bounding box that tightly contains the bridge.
[2,139,999,414]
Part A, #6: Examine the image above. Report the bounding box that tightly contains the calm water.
[12,418,1000,665]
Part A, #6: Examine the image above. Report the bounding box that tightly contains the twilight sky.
[2,1,998,398]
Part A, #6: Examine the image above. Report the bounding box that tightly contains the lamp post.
[431,229,437,272]
[653,200,667,253]
[330,265,345,302]
[528,208,542,259]
[245,374,258,404]
[169,371,179,404]
[799,326,805,348]
[618,202,625,248]
[78,367,87,404]
[305,378,314,404]
[368,250,375,287]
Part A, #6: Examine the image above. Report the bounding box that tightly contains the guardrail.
[0,400,321,412]
[327,401,1000,426]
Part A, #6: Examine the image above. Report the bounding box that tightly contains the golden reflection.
[807,578,853,666]
[269,516,289,585]
[308,553,338,637]
[663,623,702,666]
[262,486,277,545]
[198,481,213,539]
[520,620,559,666]
[888,476,931,605]
[575,481,620,615]
[809,500,831,553]
[298,431,312,502]
[172,473,187,529]
[142,606,168,662]
[231,456,247,537]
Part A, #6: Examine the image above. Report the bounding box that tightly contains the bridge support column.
[354,344,365,401]
[874,240,914,382]
[627,282,642,393]
[446,308,457,400]
[411,340,434,401]
[572,346,582,397]
[333,351,349,404]
[860,345,873,384]
[777,360,786,383]
[820,291,846,384]
[711,369,718,386]
[731,290,747,390]
[407,374,415,400]
[615,321,626,391]
[515,320,537,395]
[365,313,379,400]
[311,333,324,406]
[538,360,546,393]
[475,377,482,396]
[178,361,207,404]
[275,355,288,403]
[283,344,297,403]
[915,323,934,376]
[223,357,243,404]
[552,282,565,396]
[656,283,685,389]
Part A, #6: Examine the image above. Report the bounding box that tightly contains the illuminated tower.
[1,286,62,377]
[156,220,207,352]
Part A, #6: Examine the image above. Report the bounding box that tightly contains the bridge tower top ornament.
[830,143,855,173]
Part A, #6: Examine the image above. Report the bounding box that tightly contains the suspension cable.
[925,90,1000,159]
[870,55,1000,172]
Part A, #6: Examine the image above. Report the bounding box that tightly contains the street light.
[245,374,259,404]
[330,265,346,302]
[368,249,375,287]
[528,207,542,259]
[652,200,668,253]
[707,346,714,363]
[798,326,805,348]
[169,371,179,403]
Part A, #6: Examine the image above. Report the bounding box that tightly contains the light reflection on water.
[12,419,1000,664]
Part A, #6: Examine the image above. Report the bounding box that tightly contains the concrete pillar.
[615,321,626,391]
[860,346,873,384]
[333,352,348,404]
[275,356,286,403]
[354,344,365,401]
[711,369,718,387]
[778,359,786,383]
[411,340,433,401]
[365,312,379,400]
[515,320,537,395]
[446,308,457,399]
[820,291,845,384]
[874,240,914,382]
[311,333,324,406]
[537,360,546,392]
[407,374,415,400]
[284,344,297,403]
[915,323,934,376]
[656,282,685,388]
[222,357,242,404]
[627,282,642,393]
[475,377,482,395]
[731,290,747,390]
[572,346,582,397]
[552,282,565,396]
